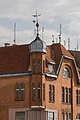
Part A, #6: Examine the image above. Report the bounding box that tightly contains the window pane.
[62,87,65,103]
[52,85,55,102]
[43,84,45,100]
[15,83,19,100]
[20,82,25,101]
[65,88,68,103]
[49,85,51,102]
[76,90,78,104]
[62,68,70,78]
[38,83,41,101]
[15,112,25,120]
[32,83,36,101]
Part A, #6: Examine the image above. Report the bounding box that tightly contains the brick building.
[0,27,80,120]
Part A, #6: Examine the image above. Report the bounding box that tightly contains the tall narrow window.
[65,87,68,103]
[15,83,19,100]
[43,60,45,73]
[79,90,80,104]
[49,85,51,102]
[43,84,45,100]
[38,83,41,101]
[69,88,71,103]
[32,83,36,101]
[62,87,65,103]
[66,113,68,120]
[52,85,55,102]
[76,90,78,104]
[32,60,36,73]
[20,82,25,101]
[38,60,41,73]
[62,112,65,120]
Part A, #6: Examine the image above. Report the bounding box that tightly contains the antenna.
[33,12,41,36]
[77,40,78,50]
[52,35,54,43]
[64,40,66,47]
[68,38,70,50]
[42,27,44,40]
[58,24,62,43]
[14,23,16,44]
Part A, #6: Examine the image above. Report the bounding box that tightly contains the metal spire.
[33,12,41,36]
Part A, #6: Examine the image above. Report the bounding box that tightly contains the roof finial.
[33,12,41,37]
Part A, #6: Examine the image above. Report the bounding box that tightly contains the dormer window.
[62,68,70,78]
[48,64,53,73]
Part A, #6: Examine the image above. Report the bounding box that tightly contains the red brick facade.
[0,36,80,120]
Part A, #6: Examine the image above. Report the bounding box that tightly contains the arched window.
[20,82,25,100]
[32,83,36,101]
[62,68,70,78]
[38,59,41,73]
[38,83,41,101]
[15,83,19,100]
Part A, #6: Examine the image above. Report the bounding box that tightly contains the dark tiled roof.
[69,50,80,69]
[50,43,73,71]
[0,44,30,74]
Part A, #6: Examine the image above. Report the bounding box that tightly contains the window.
[48,64,53,73]
[15,82,25,101]
[38,83,41,101]
[32,83,36,101]
[15,83,19,100]
[62,87,65,103]
[48,112,54,120]
[62,112,65,120]
[65,87,68,103]
[76,90,78,105]
[38,60,41,73]
[62,68,70,78]
[76,89,80,105]
[52,85,55,102]
[20,82,25,100]
[32,60,36,73]
[43,60,45,73]
[76,113,80,119]
[66,113,68,120]
[43,84,45,100]
[15,112,25,120]
[49,85,51,102]
[69,88,71,103]
[49,85,55,102]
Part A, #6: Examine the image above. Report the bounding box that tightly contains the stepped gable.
[0,44,30,74]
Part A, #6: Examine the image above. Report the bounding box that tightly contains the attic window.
[62,68,70,78]
[48,64,53,73]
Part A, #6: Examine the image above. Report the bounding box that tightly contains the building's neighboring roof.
[49,43,73,71]
[69,50,80,69]
[0,44,30,74]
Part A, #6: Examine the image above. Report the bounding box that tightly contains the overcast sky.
[0,0,80,50]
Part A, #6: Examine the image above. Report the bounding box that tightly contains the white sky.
[0,0,80,50]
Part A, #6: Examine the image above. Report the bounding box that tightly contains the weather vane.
[33,12,41,36]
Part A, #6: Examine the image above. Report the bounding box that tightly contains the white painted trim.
[0,73,30,78]
[31,106,45,109]
[45,73,57,78]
